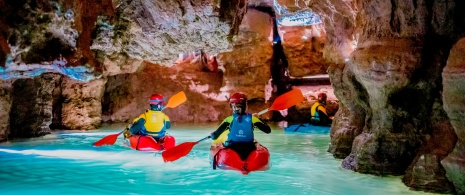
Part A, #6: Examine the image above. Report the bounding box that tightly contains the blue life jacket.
[227,113,254,143]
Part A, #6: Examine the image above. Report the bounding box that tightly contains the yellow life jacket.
[311,102,327,117]
[133,110,170,137]
[212,130,229,145]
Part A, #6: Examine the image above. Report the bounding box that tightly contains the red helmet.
[230,92,247,104]
[149,94,166,105]
[317,93,327,101]
[229,92,247,114]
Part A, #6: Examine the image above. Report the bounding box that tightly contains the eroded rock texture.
[102,62,230,123]
[9,73,62,138]
[0,0,245,78]
[0,0,114,75]
[0,80,13,142]
[92,0,235,67]
[219,9,273,101]
[282,24,327,77]
[61,77,106,130]
[309,0,465,193]
[442,38,465,195]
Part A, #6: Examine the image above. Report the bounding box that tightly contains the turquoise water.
[0,123,433,195]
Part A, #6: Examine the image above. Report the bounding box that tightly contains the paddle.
[161,88,304,162]
[257,88,305,115]
[92,91,187,147]
[161,136,211,162]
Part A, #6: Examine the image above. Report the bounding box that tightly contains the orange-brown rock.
[280,24,327,77]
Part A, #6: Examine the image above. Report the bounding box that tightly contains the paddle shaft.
[257,109,269,116]
[197,136,211,143]
[294,123,305,132]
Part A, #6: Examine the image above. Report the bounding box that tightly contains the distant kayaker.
[210,92,271,160]
[310,93,332,126]
[124,94,171,142]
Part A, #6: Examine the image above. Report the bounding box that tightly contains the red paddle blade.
[162,141,198,162]
[92,134,119,147]
[269,88,304,111]
[165,91,187,109]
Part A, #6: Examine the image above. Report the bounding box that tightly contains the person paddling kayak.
[210,92,271,160]
[124,94,171,142]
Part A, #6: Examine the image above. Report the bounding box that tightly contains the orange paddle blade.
[165,91,187,108]
[269,88,304,111]
[162,141,198,162]
[92,133,120,147]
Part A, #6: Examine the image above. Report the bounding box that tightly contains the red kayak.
[123,135,176,152]
[210,142,271,175]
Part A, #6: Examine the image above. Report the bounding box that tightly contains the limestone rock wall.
[0,0,114,76]
[102,62,231,124]
[281,24,327,77]
[61,77,106,130]
[1,0,244,79]
[0,80,13,142]
[219,9,273,101]
[308,0,465,193]
[92,0,234,67]
[9,73,62,138]
[442,38,465,195]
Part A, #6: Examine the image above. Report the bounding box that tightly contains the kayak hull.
[284,123,330,134]
[210,143,270,175]
[123,135,176,152]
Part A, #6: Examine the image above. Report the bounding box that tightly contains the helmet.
[149,94,166,105]
[230,92,247,104]
[229,92,247,114]
[317,93,327,102]
[149,94,166,111]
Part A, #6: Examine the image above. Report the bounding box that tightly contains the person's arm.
[129,117,146,135]
[164,113,171,129]
[252,116,271,134]
[210,116,232,140]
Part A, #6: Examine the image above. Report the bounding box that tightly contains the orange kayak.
[123,135,176,152]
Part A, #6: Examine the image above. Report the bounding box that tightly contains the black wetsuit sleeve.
[210,122,230,140]
[254,121,271,134]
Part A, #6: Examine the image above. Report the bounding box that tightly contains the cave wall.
[442,38,465,195]
[305,0,465,193]
[61,76,106,130]
[0,80,13,142]
[0,0,245,79]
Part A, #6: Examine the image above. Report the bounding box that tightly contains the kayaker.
[126,94,171,142]
[310,93,332,126]
[210,92,271,160]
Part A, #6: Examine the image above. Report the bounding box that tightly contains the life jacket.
[142,110,169,137]
[227,113,254,144]
[311,102,328,117]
